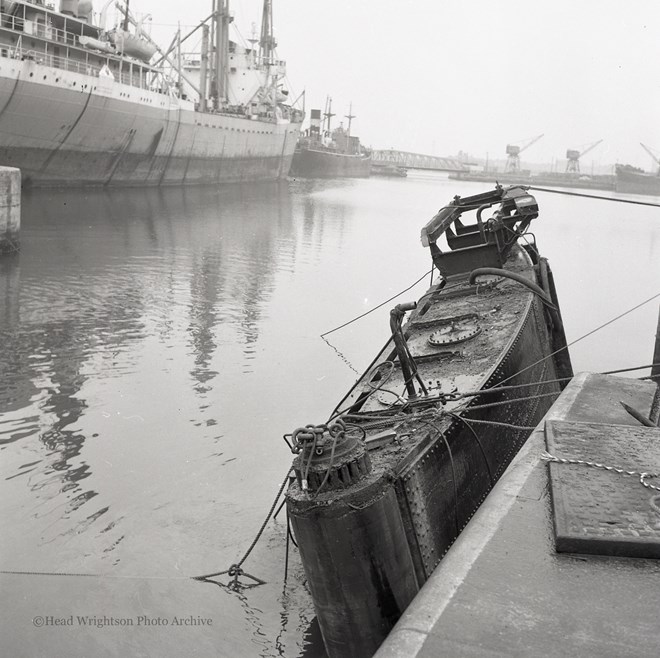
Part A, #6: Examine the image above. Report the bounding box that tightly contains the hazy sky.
[124,0,659,169]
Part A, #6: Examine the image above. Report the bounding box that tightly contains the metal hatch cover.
[545,420,660,559]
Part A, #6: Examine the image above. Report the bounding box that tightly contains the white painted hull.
[0,58,300,186]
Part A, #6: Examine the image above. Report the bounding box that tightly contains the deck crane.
[504,134,544,173]
[640,143,660,175]
[565,140,603,173]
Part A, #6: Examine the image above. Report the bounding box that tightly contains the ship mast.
[345,103,355,138]
[324,96,335,136]
[212,0,230,108]
[200,22,210,112]
[259,0,277,65]
[123,0,130,31]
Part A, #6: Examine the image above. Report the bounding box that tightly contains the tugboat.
[285,185,573,657]
[290,98,372,178]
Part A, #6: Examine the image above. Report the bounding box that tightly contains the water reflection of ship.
[290,99,372,179]
[0,252,36,418]
[0,258,107,543]
[1,183,296,532]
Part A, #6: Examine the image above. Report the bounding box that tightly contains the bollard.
[0,167,21,254]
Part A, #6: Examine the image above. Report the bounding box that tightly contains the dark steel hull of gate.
[285,186,573,658]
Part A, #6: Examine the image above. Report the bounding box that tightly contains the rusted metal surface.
[420,185,539,278]
[397,293,555,577]
[286,186,574,658]
[376,377,660,658]
[288,481,419,658]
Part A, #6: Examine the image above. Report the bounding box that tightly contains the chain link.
[541,451,660,492]
[283,418,347,454]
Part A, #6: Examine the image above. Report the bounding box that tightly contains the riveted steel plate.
[546,420,660,559]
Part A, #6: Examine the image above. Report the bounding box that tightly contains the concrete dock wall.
[0,166,20,254]
[375,373,659,657]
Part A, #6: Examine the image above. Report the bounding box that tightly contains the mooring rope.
[451,390,562,414]
[414,417,461,535]
[487,290,660,392]
[0,570,190,580]
[193,470,291,590]
[320,268,433,338]
[528,185,660,208]
[447,412,494,486]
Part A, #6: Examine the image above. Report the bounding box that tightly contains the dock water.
[1,176,658,657]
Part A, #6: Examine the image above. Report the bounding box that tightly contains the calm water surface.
[1,173,658,657]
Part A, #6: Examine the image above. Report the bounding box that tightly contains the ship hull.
[289,146,372,178]
[450,171,615,192]
[0,58,299,187]
[531,173,614,191]
[287,239,572,657]
[615,169,660,196]
[448,171,530,185]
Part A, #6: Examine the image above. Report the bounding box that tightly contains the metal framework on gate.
[371,149,469,171]
[371,149,468,172]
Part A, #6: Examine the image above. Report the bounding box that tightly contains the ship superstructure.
[0,0,303,186]
[290,98,371,178]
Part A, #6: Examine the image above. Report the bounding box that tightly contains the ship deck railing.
[1,11,78,47]
[0,8,177,92]
[0,38,177,97]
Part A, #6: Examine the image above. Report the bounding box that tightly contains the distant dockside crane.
[640,143,660,175]
[504,134,544,173]
[565,140,603,173]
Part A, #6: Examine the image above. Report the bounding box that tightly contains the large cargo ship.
[0,0,303,187]
[290,99,371,178]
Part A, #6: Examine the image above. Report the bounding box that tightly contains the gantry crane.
[565,140,603,173]
[504,134,544,173]
[640,143,660,175]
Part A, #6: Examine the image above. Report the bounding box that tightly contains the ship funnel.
[309,109,321,139]
[77,0,93,22]
[59,0,79,17]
